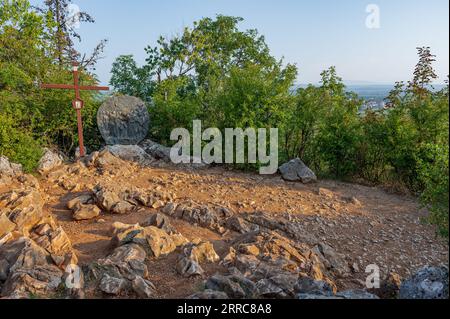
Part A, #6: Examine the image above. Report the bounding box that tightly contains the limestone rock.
[188,289,229,299]
[176,256,205,278]
[205,275,247,299]
[38,149,63,174]
[279,158,317,183]
[371,272,402,299]
[73,205,101,221]
[93,184,136,215]
[176,240,220,278]
[0,238,65,298]
[97,96,150,145]
[111,223,178,258]
[131,276,156,298]
[256,273,298,299]
[31,225,77,268]
[294,276,335,296]
[399,266,449,299]
[184,240,220,264]
[99,273,127,295]
[312,243,350,277]
[335,289,380,299]
[105,144,154,166]
[0,156,22,177]
[67,195,94,211]
[0,214,16,238]
[139,139,172,161]
[141,213,176,234]
[4,188,45,236]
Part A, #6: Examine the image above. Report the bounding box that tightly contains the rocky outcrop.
[97,96,150,145]
[139,139,208,168]
[0,186,78,298]
[89,243,153,297]
[139,139,172,162]
[73,205,101,221]
[38,149,64,174]
[161,201,233,234]
[176,239,220,278]
[89,221,189,298]
[93,184,136,215]
[399,266,449,299]
[110,222,185,258]
[1,188,46,236]
[105,145,154,166]
[0,156,22,185]
[141,213,176,234]
[92,183,173,215]
[0,237,65,298]
[279,158,317,184]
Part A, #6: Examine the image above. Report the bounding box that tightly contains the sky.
[31,0,449,85]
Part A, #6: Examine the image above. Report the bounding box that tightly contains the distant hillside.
[295,84,447,110]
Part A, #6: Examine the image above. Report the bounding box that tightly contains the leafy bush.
[418,144,449,237]
[0,114,43,172]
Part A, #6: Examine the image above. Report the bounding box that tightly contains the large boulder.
[97,96,150,145]
[399,266,449,299]
[279,158,317,184]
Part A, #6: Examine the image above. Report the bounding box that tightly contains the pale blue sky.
[31,0,449,85]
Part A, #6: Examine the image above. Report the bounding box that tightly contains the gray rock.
[0,156,22,177]
[105,145,154,166]
[256,273,298,299]
[279,158,317,183]
[176,256,205,278]
[98,96,150,145]
[140,139,208,168]
[139,139,172,161]
[141,213,176,234]
[205,275,247,299]
[335,289,380,299]
[399,266,449,299]
[131,276,156,298]
[99,274,127,295]
[73,205,101,221]
[38,148,63,173]
[189,289,229,299]
[294,277,334,296]
[0,237,65,298]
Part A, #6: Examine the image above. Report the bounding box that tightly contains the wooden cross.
[41,62,109,157]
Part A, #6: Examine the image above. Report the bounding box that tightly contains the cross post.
[41,62,109,157]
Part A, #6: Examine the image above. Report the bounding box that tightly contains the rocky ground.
[0,146,448,299]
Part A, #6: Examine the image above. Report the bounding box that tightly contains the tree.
[36,0,107,68]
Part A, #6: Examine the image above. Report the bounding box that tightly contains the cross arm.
[41,84,75,89]
[79,86,110,91]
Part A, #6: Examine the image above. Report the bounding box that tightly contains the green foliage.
[418,144,449,237]
[149,76,200,145]
[0,0,104,167]
[0,113,42,172]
